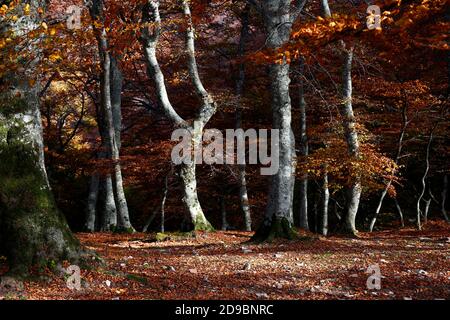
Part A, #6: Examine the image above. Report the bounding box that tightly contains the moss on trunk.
[251,216,298,242]
[193,214,215,232]
[337,223,360,238]
[0,98,82,277]
[0,0,85,278]
[0,143,81,276]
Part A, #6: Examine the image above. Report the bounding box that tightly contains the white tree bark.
[394,198,405,227]
[236,6,252,231]
[340,46,361,236]
[179,160,213,231]
[101,174,117,231]
[109,56,133,231]
[85,174,99,232]
[89,0,134,232]
[315,0,333,235]
[320,0,361,236]
[424,197,431,224]
[161,173,168,233]
[141,0,215,230]
[416,127,436,230]
[321,0,332,18]
[320,170,330,236]
[298,62,309,230]
[253,0,306,240]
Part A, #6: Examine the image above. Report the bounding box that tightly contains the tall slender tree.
[321,0,361,235]
[236,5,252,231]
[339,44,361,236]
[252,0,306,241]
[86,0,134,232]
[297,62,309,231]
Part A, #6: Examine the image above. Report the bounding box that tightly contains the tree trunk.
[298,64,309,230]
[236,6,252,232]
[91,114,117,231]
[238,165,252,231]
[141,0,215,231]
[0,88,82,276]
[424,198,431,224]
[369,186,389,232]
[179,160,214,231]
[321,0,332,18]
[333,199,342,221]
[441,175,449,222]
[289,119,296,225]
[100,175,117,231]
[253,0,300,241]
[85,174,99,232]
[321,0,360,236]
[394,198,405,227]
[161,174,168,233]
[179,124,213,231]
[369,99,408,231]
[112,163,133,232]
[98,46,119,232]
[220,195,228,231]
[320,171,329,236]
[90,0,134,233]
[340,46,361,236]
[0,0,82,276]
[110,57,123,150]
[416,128,435,231]
[254,61,296,240]
[110,56,133,232]
[142,207,158,233]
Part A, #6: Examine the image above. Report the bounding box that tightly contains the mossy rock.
[126,274,148,284]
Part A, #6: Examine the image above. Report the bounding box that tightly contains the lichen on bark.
[0,94,83,277]
[193,214,214,232]
[251,216,298,243]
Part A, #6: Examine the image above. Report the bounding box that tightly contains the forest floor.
[1,221,449,300]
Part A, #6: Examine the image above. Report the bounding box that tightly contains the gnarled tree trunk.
[141,0,215,231]
[0,1,81,274]
[0,84,82,276]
